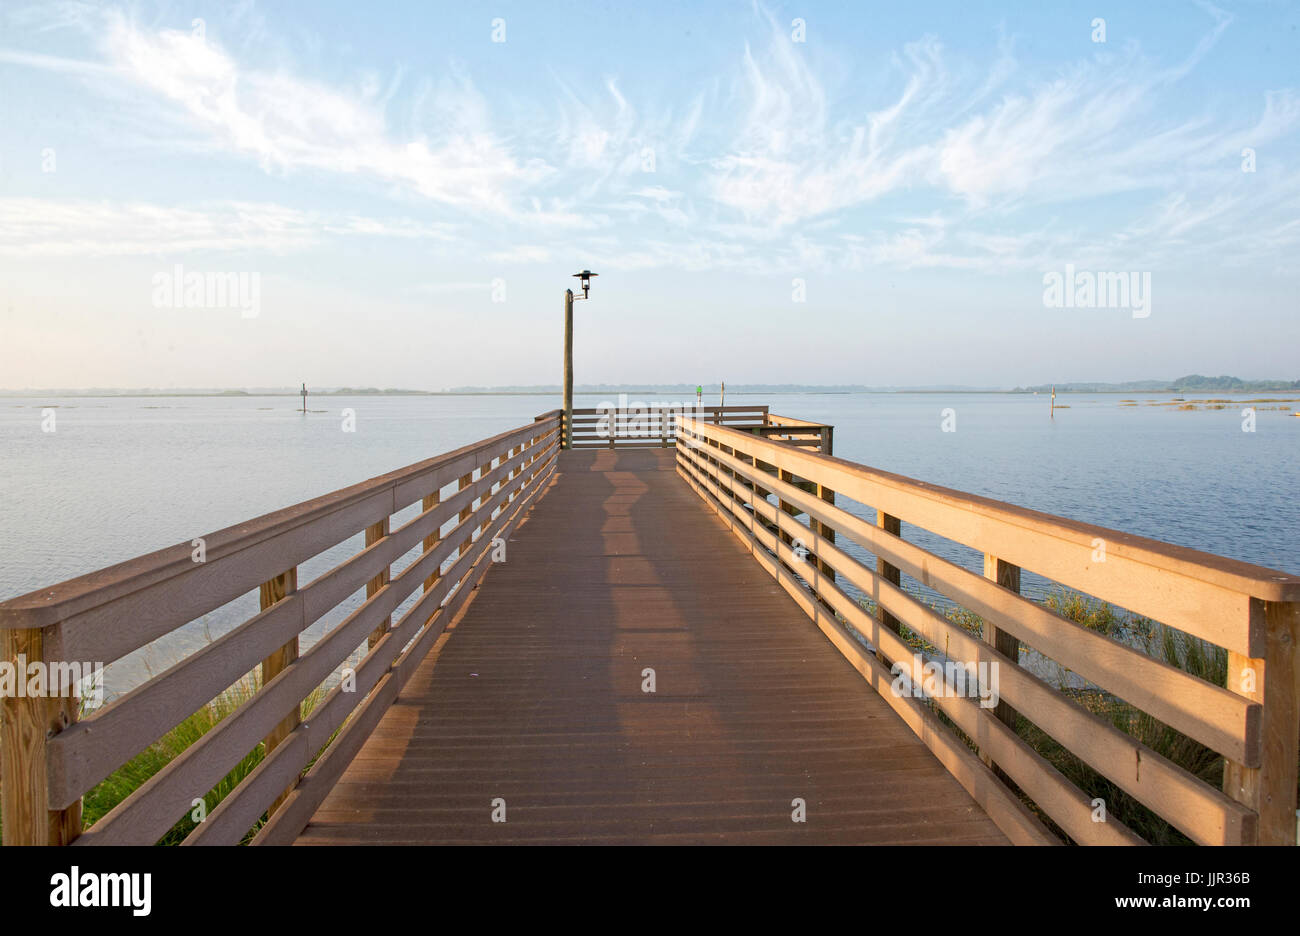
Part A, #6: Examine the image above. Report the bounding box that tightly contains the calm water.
[1,391,1296,697]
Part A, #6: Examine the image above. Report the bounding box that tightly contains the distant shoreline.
[4,388,1300,399]
[3,373,1296,397]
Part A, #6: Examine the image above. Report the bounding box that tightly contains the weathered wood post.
[778,468,799,567]
[1224,599,1300,844]
[422,489,442,594]
[813,426,836,582]
[563,288,573,449]
[1,623,82,844]
[876,512,903,649]
[453,470,476,589]
[979,555,1021,783]
[504,444,518,506]
[365,521,391,649]
[259,567,298,816]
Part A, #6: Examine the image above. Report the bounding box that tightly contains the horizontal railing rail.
[753,413,833,451]
[566,403,768,449]
[0,413,561,845]
[675,416,1300,846]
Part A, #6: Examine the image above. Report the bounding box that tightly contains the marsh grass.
[79,673,328,845]
[1011,608,1227,844]
[1,667,333,846]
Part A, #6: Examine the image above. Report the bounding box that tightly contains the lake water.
[1,391,1296,698]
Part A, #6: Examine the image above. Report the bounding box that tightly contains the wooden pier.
[2,405,1297,846]
[296,449,1007,845]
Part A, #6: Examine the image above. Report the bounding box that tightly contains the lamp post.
[563,270,597,449]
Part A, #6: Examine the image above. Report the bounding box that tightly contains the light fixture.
[571,269,598,300]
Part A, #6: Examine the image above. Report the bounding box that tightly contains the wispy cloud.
[91,12,550,215]
[0,199,455,257]
[0,47,115,76]
[3,1,1298,277]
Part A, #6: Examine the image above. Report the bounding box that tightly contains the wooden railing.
[565,403,768,448]
[564,403,832,450]
[755,413,834,451]
[676,415,1300,846]
[0,412,561,845]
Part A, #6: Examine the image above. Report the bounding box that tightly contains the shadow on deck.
[294,449,1008,845]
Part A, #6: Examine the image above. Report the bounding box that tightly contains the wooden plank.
[52,489,392,667]
[766,411,830,429]
[183,731,310,846]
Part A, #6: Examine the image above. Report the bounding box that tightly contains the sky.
[0,0,1297,390]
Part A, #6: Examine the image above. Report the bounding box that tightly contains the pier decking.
[2,405,1298,847]
[296,449,1007,844]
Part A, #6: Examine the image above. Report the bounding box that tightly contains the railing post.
[365,520,391,649]
[876,512,903,648]
[980,555,1021,782]
[1224,599,1300,845]
[455,471,475,571]
[459,472,474,523]
[259,567,298,816]
[505,444,518,505]
[752,456,773,505]
[478,462,496,537]
[422,489,442,594]
[719,440,737,515]
[813,428,835,582]
[778,469,799,566]
[1,624,82,845]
